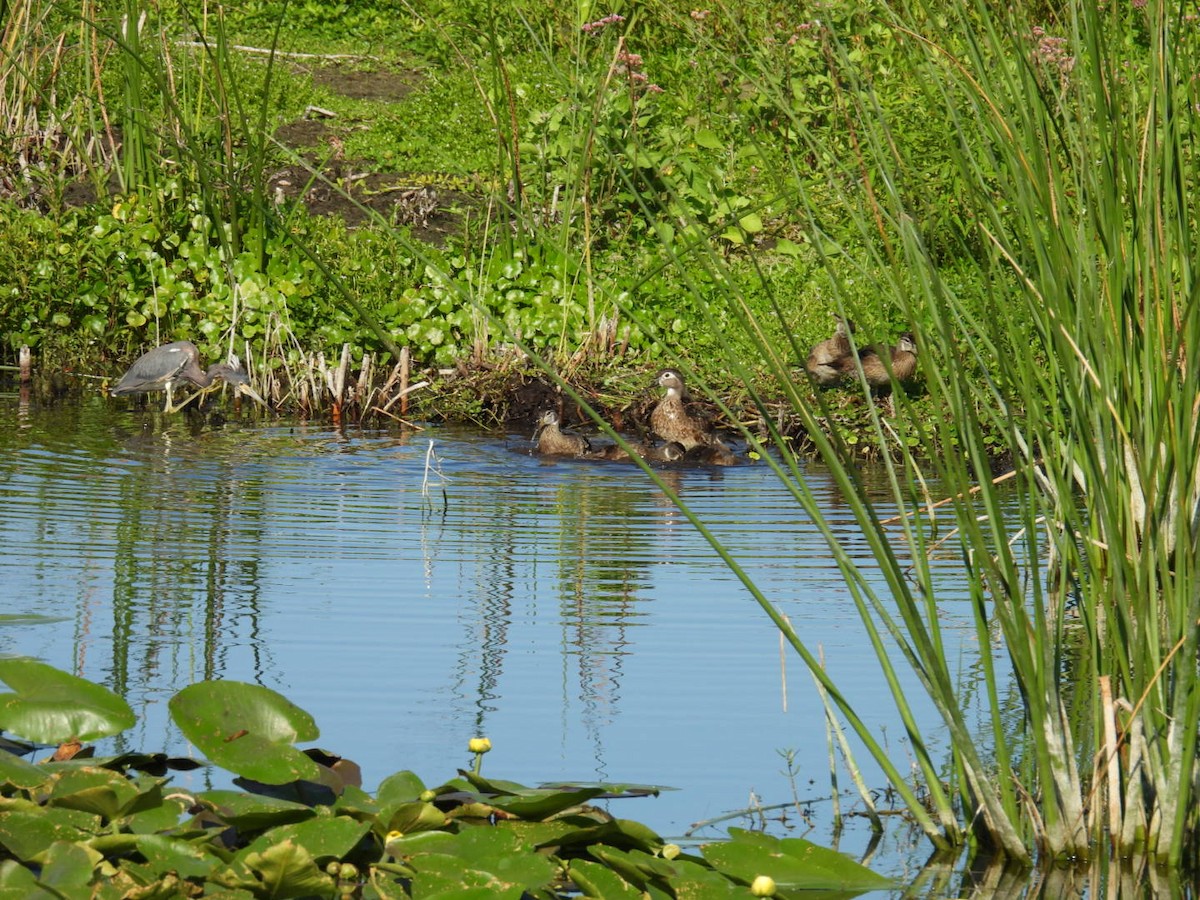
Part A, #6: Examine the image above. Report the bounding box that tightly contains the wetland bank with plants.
[2,0,1200,894]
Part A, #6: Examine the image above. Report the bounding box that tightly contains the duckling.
[596,440,687,464]
[647,441,688,463]
[650,369,723,451]
[682,442,738,466]
[534,409,591,457]
[805,316,856,386]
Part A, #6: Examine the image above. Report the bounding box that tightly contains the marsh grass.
[426,0,1200,870]
[676,0,1199,867]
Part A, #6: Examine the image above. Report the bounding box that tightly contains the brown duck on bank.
[837,333,918,412]
[534,409,592,457]
[840,333,918,390]
[650,369,723,451]
[805,316,856,387]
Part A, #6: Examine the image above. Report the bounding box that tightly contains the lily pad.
[0,747,47,790]
[169,681,321,784]
[0,807,102,861]
[193,790,316,832]
[701,829,893,893]
[242,816,370,863]
[0,658,135,743]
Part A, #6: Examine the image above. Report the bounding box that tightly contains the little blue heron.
[111,341,266,413]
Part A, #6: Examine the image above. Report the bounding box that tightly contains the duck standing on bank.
[805,316,856,387]
[838,332,918,414]
[650,369,714,450]
[533,409,592,457]
[838,332,918,393]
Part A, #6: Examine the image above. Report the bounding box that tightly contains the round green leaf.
[169,681,321,784]
[0,658,135,743]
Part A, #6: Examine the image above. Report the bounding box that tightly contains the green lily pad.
[0,807,102,861]
[219,839,334,899]
[242,816,370,864]
[193,790,316,832]
[0,747,47,790]
[487,786,605,820]
[587,845,677,889]
[0,658,135,743]
[384,800,447,835]
[377,770,427,811]
[568,858,643,898]
[47,765,140,821]
[169,681,320,784]
[408,854,525,900]
[130,834,219,881]
[701,829,893,892]
[384,830,460,859]
[39,841,99,893]
[0,860,47,896]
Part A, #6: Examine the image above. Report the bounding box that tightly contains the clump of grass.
[676,0,1199,867]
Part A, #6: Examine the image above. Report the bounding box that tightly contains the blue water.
[0,396,994,884]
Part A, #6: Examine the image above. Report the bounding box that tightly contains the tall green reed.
[686,0,1199,865]
[1,0,115,204]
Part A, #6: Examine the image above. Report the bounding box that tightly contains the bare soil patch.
[311,65,422,102]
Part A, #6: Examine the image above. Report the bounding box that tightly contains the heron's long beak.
[234,382,267,406]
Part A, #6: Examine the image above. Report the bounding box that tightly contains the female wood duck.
[534,409,591,457]
[805,316,856,386]
[650,369,720,451]
[839,332,918,392]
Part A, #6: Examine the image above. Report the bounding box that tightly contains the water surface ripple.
[1,399,988,880]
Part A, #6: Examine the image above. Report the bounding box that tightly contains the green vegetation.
[0,658,891,897]
[4,0,1199,880]
[0,0,951,405]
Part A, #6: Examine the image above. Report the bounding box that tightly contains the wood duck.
[838,332,918,392]
[650,369,723,451]
[534,409,591,457]
[682,442,738,466]
[805,317,856,387]
[595,440,687,464]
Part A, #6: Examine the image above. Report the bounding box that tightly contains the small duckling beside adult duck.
[805,316,856,387]
[650,369,725,451]
[681,442,738,466]
[594,440,687,464]
[533,409,592,457]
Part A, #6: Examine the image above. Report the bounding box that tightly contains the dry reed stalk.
[335,343,351,403]
[399,347,410,416]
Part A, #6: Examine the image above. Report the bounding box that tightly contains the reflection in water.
[0,398,996,881]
